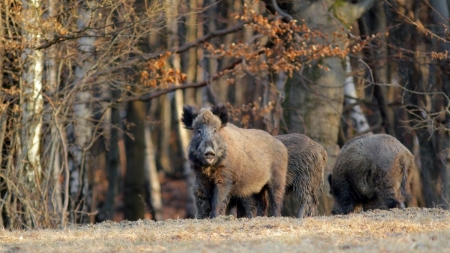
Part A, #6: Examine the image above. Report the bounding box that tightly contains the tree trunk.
[103,90,121,221]
[46,0,63,221]
[144,122,163,221]
[21,0,45,190]
[124,100,147,221]
[184,0,198,105]
[158,96,173,174]
[0,1,4,89]
[205,0,220,104]
[196,0,206,105]
[358,5,394,137]
[284,0,375,215]
[67,0,98,223]
[343,56,371,135]
[166,0,197,217]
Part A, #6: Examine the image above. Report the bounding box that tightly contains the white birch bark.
[21,0,44,185]
[71,14,94,194]
[67,1,96,222]
[144,123,163,221]
[344,56,371,133]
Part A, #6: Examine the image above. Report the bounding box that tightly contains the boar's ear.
[181,105,198,130]
[211,104,229,127]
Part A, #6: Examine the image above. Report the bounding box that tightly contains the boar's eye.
[197,129,202,134]
[213,128,217,134]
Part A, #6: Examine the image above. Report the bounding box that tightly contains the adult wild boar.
[181,104,288,218]
[328,133,414,215]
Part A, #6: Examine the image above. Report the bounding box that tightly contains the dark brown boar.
[181,104,288,218]
[327,133,414,215]
[275,133,327,218]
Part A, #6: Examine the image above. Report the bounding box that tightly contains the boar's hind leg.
[254,185,269,216]
[268,171,286,217]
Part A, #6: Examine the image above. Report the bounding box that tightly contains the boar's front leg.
[211,178,233,218]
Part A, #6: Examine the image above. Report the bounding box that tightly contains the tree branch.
[85,58,244,104]
[127,59,243,102]
[264,0,293,22]
[90,22,247,79]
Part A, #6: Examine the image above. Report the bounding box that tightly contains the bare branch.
[90,22,247,79]
[268,0,293,21]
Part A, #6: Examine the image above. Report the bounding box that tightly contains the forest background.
[0,0,449,229]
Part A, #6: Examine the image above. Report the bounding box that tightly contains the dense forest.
[0,0,449,228]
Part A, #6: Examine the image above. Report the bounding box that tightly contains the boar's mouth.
[203,147,216,165]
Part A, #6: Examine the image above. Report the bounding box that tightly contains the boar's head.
[181,104,228,167]
[328,174,354,215]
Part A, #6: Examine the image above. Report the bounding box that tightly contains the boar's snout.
[203,146,216,165]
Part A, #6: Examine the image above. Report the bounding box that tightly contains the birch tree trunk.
[344,56,370,134]
[68,0,96,223]
[144,122,163,221]
[21,0,45,190]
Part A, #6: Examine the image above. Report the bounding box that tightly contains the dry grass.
[1,208,449,253]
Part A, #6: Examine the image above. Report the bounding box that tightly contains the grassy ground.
[1,208,449,253]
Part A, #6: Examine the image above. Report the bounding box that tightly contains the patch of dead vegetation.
[0,208,449,253]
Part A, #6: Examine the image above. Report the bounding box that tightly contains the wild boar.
[328,133,414,215]
[181,104,288,218]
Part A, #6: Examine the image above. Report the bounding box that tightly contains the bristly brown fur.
[184,104,288,218]
[328,133,414,215]
[276,134,327,218]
